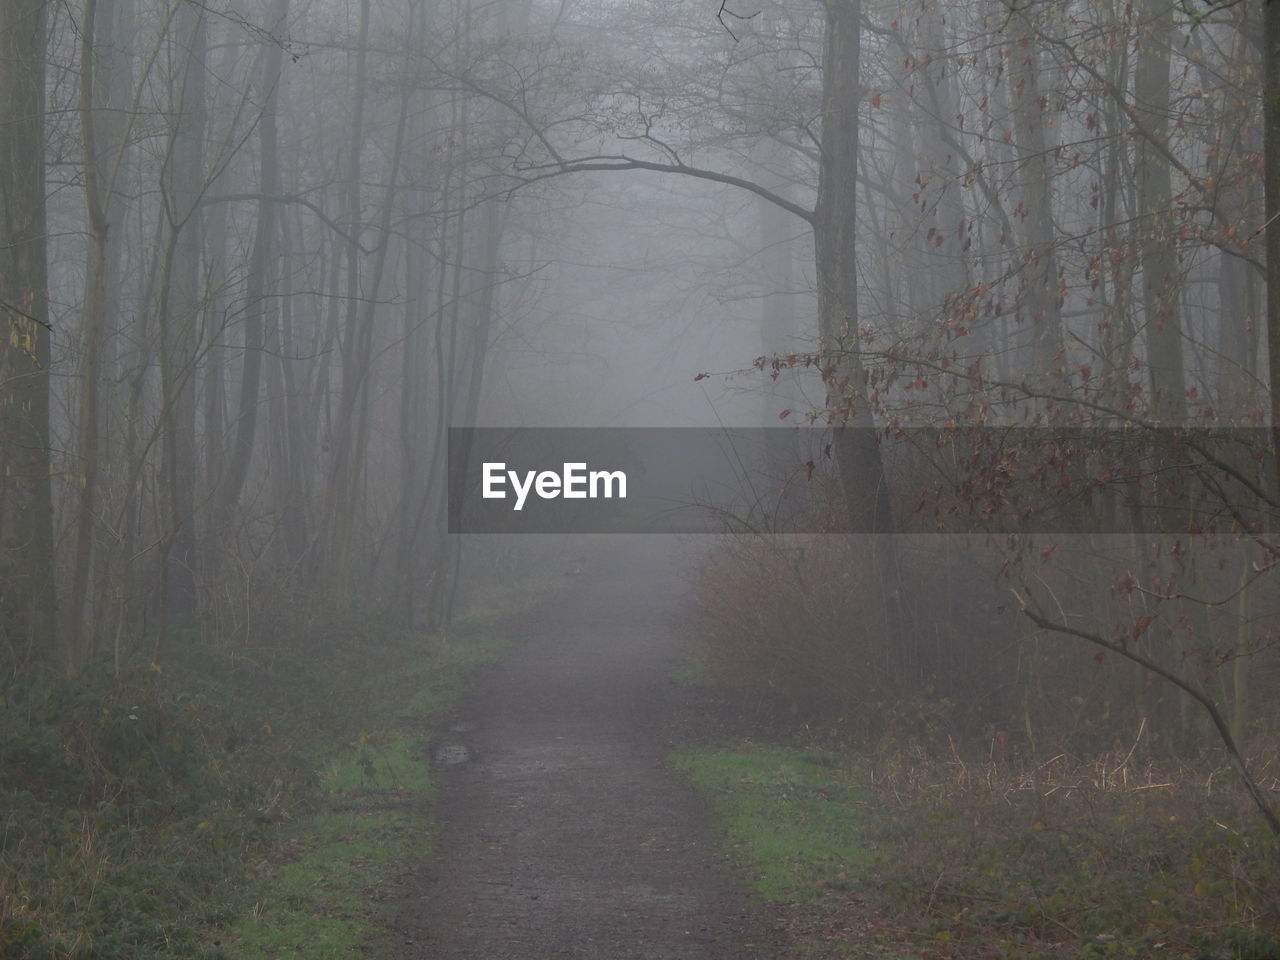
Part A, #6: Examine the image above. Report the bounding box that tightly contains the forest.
[1,0,1279,956]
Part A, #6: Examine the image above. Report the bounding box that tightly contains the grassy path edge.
[671,740,1280,960]
[215,626,512,959]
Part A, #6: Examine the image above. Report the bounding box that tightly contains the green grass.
[232,732,438,957]
[0,593,521,960]
[229,810,428,959]
[217,629,509,959]
[671,744,873,902]
[674,742,1280,960]
[322,734,434,794]
[210,577,557,959]
[396,633,509,719]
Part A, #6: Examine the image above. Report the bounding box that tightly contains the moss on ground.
[0,591,526,960]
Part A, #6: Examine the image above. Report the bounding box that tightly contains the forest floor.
[388,535,1279,960]
[390,536,793,960]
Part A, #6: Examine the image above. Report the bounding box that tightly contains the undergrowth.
[0,584,529,960]
[675,740,1280,960]
[865,748,1280,960]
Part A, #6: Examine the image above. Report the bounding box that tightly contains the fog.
[2,0,1280,947]
[2,0,1280,952]
[3,0,1277,739]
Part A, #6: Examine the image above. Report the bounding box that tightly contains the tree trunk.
[0,0,56,667]
[813,0,913,683]
[69,0,109,668]
[323,0,372,591]
[1135,0,1185,424]
[814,0,893,534]
[1265,0,1280,495]
[158,0,209,626]
[214,0,290,531]
[1009,13,1064,384]
[271,172,309,565]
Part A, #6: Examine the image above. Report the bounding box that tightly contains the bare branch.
[0,298,53,330]
[201,192,374,254]
[512,155,815,225]
[716,0,760,42]
[1013,590,1280,838]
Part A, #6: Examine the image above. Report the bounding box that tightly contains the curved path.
[394,537,784,959]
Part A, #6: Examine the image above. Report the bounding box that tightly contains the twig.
[715,0,760,42]
[1110,717,1147,779]
[0,297,53,330]
[1011,589,1280,839]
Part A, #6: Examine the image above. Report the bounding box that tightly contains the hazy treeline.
[1,0,1278,772]
[5,0,550,674]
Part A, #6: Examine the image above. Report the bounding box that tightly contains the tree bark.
[68,0,109,668]
[814,0,893,534]
[0,0,56,666]
[323,0,372,591]
[1266,0,1280,498]
[158,0,209,625]
[214,0,291,530]
[812,0,913,683]
[1009,12,1064,384]
[1135,0,1185,423]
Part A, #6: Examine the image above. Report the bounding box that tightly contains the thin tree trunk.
[214,0,290,530]
[813,0,913,683]
[1009,13,1064,384]
[0,0,56,666]
[1135,0,1185,423]
[69,0,109,668]
[158,0,209,624]
[1265,0,1280,495]
[273,170,309,564]
[324,0,372,589]
[814,0,892,532]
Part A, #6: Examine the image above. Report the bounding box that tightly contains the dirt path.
[393,537,785,959]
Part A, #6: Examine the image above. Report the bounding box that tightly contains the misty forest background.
[3,0,1280,953]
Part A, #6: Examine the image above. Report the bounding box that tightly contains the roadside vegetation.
[675,740,1279,960]
[680,534,1280,960]
[0,574,536,960]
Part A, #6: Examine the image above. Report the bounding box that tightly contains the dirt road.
[394,537,784,959]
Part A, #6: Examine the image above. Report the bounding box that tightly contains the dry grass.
[687,531,1280,958]
[855,741,1280,960]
